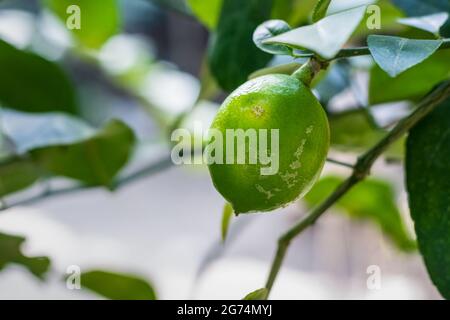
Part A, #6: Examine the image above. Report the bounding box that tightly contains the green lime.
[207,74,330,214]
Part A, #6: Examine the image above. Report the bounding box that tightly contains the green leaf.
[221,202,233,243]
[81,270,157,300]
[312,0,332,22]
[243,288,268,300]
[368,35,443,77]
[253,19,292,55]
[45,0,121,49]
[406,97,450,299]
[248,62,301,80]
[0,158,39,197]
[0,232,50,279]
[208,0,273,91]
[369,50,450,104]
[305,176,416,252]
[392,0,450,37]
[0,39,77,114]
[263,5,367,59]
[397,12,449,35]
[31,120,135,187]
[187,0,223,30]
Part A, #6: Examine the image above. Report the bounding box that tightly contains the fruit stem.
[292,58,327,87]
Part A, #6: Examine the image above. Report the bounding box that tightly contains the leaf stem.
[264,80,450,298]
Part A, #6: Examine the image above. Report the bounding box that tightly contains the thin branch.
[326,157,354,169]
[0,156,174,212]
[264,80,450,298]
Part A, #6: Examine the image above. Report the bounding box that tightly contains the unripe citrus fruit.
[207,74,330,214]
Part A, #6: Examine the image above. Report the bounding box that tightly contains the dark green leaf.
[406,97,450,299]
[369,50,450,104]
[81,270,157,300]
[31,120,135,187]
[0,39,77,114]
[253,19,292,55]
[398,12,449,35]
[264,5,367,59]
[221,202,233,243]
[305,176,416,252]
[0,232,50,279]
[312,0,332,22]
[45,0,121,49]
[0,158,39,197]
[368,35,443,77]
[208,0,273,91]
[187,0,223,29]
[243,288,268,300]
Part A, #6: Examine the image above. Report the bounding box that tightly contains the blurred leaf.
[249,62,301,80]
[243,288,268,300]
[392,0,450,37]
[208,0,273,91]
[369,50,450,104]
[0,158,39,197]
[187,0,223,30]
[1,109,93,154]
[398,12,449,35]
[264,5,367,59]
[368,35,443,77]
[31,120,135,187]
[406,97,450,299]
[305,176,416,252]
[0,39,77,114]
[0,232,50,279]
[329,109,404,157]
[45,0,121,49]
[271,0,316,26]
[81,270,157,300]
[312,0,332,22]
[253,19,292,55]
[314,61,350,105]
[326,0,375,15]
[221,202,233,243]
[392,0,449,16]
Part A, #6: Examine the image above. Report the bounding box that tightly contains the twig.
[264,80,450,298]
[0,156,174,211]
[326,157,354,169]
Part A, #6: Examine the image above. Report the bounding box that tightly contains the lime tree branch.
[294,38,450,60]
[264,80,450,298]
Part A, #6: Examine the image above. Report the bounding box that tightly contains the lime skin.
[208,74,330,214]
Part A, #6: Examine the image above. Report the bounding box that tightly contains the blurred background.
[0,0,446,299]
